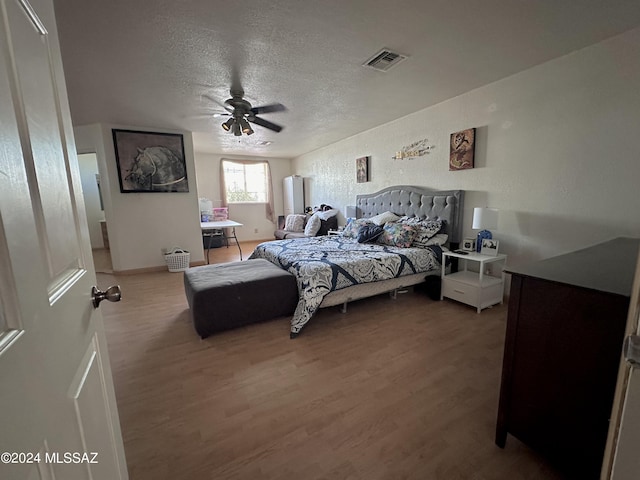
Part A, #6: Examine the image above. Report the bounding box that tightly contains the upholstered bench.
[183,259,298,338]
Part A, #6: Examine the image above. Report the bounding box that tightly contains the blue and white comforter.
[249,236,443,335]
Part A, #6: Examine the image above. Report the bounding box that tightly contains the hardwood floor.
[98,240,567,480]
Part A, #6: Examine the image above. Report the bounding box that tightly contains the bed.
[250,185,464,337]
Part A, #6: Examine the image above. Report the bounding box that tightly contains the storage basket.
[212,207,228,220]
[164,247,190,272]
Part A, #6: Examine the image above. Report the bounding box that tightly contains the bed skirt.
[319,269,441,308]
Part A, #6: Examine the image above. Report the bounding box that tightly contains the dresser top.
[506,237,640,297]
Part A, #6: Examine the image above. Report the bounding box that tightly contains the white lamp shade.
[345,205,357,218]
[472,207,499,230]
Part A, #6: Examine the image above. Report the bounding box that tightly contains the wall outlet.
[254,228,258,234]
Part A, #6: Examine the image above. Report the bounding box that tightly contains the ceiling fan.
[212,89,286,136]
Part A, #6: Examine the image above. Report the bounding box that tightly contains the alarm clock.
[462,238,476,251]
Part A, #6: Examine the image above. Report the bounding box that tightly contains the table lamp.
[345,206,357,224]
[472,207,499,252]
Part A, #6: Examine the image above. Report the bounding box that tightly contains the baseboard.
[113,265,167,275]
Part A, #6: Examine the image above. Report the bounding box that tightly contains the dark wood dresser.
[495,237,640,479]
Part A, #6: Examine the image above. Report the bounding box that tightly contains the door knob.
[91,285,122,308]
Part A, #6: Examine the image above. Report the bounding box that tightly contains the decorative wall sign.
[449,128,475,170]
[392,138,433,160]
[356,156,369,183]
[113,129,188,192]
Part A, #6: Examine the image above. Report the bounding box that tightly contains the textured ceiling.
[53,0,640,158]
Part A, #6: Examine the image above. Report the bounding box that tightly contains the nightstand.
[441,251,507,313]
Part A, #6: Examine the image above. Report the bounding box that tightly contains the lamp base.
[476,230,492,252]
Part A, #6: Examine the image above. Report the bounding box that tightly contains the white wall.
[293,27,640,269]
[194,153,293,242]
[77,153,104,249]
[75,124,204,271]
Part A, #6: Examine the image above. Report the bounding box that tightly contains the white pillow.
[284,214,306,232]
[304,214,322,236]
[369,211,400,226]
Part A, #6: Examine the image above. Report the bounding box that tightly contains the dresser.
[495,237,639,479]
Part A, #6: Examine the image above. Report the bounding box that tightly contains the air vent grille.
[362,49,407,72]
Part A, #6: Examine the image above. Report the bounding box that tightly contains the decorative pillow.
[342,218,372,238]
[398,215,419,223]
[284,214,306,232]
[378,223,417,248]
[317,208,339,220]
[317,216,338,236]
[356,224,384,243]
[412,220,444,247]
[369,211,400,226]
[424,233,448,246]
[304,213,322,236]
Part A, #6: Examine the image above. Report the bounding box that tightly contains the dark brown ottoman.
[184,259,298,338]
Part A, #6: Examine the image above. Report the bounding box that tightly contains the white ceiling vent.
[362,49,408,72]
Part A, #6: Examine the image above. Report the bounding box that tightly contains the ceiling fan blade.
[202,94,234,113]
[249,115,284,132]
[251,103,286,115]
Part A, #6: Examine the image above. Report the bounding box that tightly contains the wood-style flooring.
[97,241,567,480]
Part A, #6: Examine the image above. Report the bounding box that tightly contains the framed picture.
[113,129,188,193]
[449,128,475,170]
[356,156,369,183]
[480,238,499,256]
[462,237,476,252]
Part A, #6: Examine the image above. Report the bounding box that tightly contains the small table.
[441,251,507,313]
[201,220,243,263]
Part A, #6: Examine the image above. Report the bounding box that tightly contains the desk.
[201,220,243,263]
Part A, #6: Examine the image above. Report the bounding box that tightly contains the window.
[221,160,269,203]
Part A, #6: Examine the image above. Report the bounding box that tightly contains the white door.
[602,247,640,480]
[0,0,127,479]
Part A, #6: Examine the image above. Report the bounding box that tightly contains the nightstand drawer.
[442,279,479,305]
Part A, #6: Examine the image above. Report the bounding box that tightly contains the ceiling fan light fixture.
[221,118,234,131]
[214,87,285,136]
[240,118,254,135]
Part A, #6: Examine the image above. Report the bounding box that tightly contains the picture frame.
[449,127,475,170]
[462,237,476,251]
[113,129,188,193]
[356,156,369,183]
[480,238,499,256]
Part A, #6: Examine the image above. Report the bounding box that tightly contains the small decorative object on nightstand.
[472,207,499,252]
[480,238,499,256]
[441,250,507,313]
[462,237,476,251]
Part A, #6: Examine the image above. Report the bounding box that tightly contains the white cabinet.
[283,175,304,216]
[441,251,507,313]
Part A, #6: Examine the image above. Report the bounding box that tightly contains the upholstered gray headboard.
[355,185,465,246]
